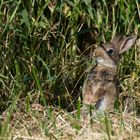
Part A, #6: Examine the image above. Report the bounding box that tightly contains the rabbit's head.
[93,35,137,68]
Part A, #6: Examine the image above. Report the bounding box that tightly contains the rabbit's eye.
[107,49,114,55]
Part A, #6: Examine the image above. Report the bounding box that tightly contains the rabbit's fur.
[82,35,136,111]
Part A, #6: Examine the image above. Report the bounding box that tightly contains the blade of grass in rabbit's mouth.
[96,57,116,68]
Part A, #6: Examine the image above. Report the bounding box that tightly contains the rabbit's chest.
[84,70,118,97]
[87,70,116,84]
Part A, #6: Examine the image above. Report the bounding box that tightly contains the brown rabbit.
[82,35,136,111]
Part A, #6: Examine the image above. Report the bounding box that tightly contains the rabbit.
[82,34,136,111]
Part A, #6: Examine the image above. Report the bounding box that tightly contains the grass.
[0,0,140,139]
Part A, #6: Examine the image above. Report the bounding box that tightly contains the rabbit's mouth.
[96,57,116,68]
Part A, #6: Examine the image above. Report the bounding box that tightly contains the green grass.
[0,0,140,139]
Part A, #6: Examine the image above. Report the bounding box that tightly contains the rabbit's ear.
[111,35,137,54]
[119,35,137,54]
[111,34,126,47]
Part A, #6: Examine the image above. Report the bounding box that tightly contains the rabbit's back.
[83,66,118,110]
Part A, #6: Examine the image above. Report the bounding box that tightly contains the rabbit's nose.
[93,47,105,57]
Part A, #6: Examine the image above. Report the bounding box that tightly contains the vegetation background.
[0,0,140,139]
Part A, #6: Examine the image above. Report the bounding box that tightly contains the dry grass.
[2,96,140,140]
